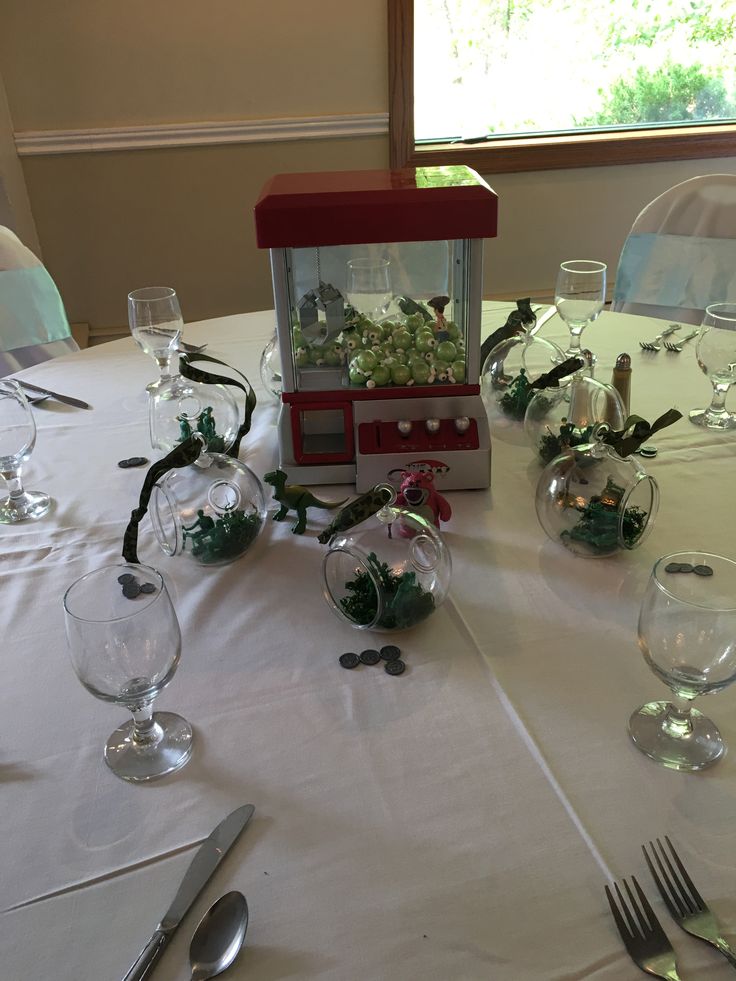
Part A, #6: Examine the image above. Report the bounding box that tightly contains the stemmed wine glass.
[628,551,736,771]
[64,563,193,782]
[0,379,51,523]
[128,287,184,393]
[689,302,736,430]
[346,257,392,321]
[554,260,607,358]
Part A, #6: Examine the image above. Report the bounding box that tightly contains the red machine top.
[254,165,498,248]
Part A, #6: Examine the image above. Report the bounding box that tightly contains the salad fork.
[639,324,680,352]
[643,836,736,968]
[664,330,699,352]
[605,875,683,979]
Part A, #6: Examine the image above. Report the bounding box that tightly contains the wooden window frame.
[388,0,736,173]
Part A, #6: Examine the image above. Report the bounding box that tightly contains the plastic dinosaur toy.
[263,469,347,534]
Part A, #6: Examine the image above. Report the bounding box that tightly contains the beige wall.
[0,2,387,129]
[1,2,389,333]
[1,1,735,334]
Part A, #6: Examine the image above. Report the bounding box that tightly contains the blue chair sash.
[614,233,736,312]
[0,265,72,352]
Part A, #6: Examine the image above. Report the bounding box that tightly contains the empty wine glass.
[689,302,736,430]
[555,260,607,358]
[128,287,184,393]
[64,563,193,781]
[346,257,392,321]
[628,551,736,771]
[0,379,51,523]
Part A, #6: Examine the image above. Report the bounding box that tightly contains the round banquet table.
[1,305,735,981]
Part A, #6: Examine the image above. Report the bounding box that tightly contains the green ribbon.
[530,357,584,390]
[122,435,204,563]
[602,408,683,458]
[179,353,256,458]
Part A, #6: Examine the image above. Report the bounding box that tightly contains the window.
[389,0,736,172]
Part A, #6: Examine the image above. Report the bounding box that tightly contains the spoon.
[189,891,248,981]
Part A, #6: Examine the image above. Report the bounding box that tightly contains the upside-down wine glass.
[689,302,736,430]
[554,260,607,359]
[628,551,736,771]
[64,563,193,781]
[0,378,51,523]
[346,257,392,321]
[128,287,184,393]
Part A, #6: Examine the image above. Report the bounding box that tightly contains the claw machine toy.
[254,165,498,491]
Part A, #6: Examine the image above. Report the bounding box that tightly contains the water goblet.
[689,302,736,430]
[554,260,607,358]
[64,563,193,782]
[346,257,392,321]
[0,378,51,523]
[128,286,184,393]
[628,551,736,771]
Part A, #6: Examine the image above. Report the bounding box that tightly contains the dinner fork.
[605,876,683,979]
[663,330,699,352]
[639,324,680,352]
[643,836,736,968]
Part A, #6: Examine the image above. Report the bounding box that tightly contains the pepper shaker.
[611,352,631,416]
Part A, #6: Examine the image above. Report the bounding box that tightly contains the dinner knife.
[121,804,255,981]
[16,379,91,410]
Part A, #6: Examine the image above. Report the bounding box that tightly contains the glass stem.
[129,701,163,749]
[567,325,585,353]
[662,700,694,738]
[0,467,26,501]
[707,380,731,416]
[155,353,175,381]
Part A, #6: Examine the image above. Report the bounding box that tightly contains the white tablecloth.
[1,307,735,980]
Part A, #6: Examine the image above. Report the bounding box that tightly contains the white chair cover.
[0,225,78,376]
[612,174,736,325]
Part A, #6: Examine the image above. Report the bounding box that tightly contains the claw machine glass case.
[254,166,498,491]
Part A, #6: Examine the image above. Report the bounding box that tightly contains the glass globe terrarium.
[150,452,266,566]
[524,373,626,465]
[535,434,659,558]
[322,503,451,631]
[481,333,566,425]
[149,374,240,454]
